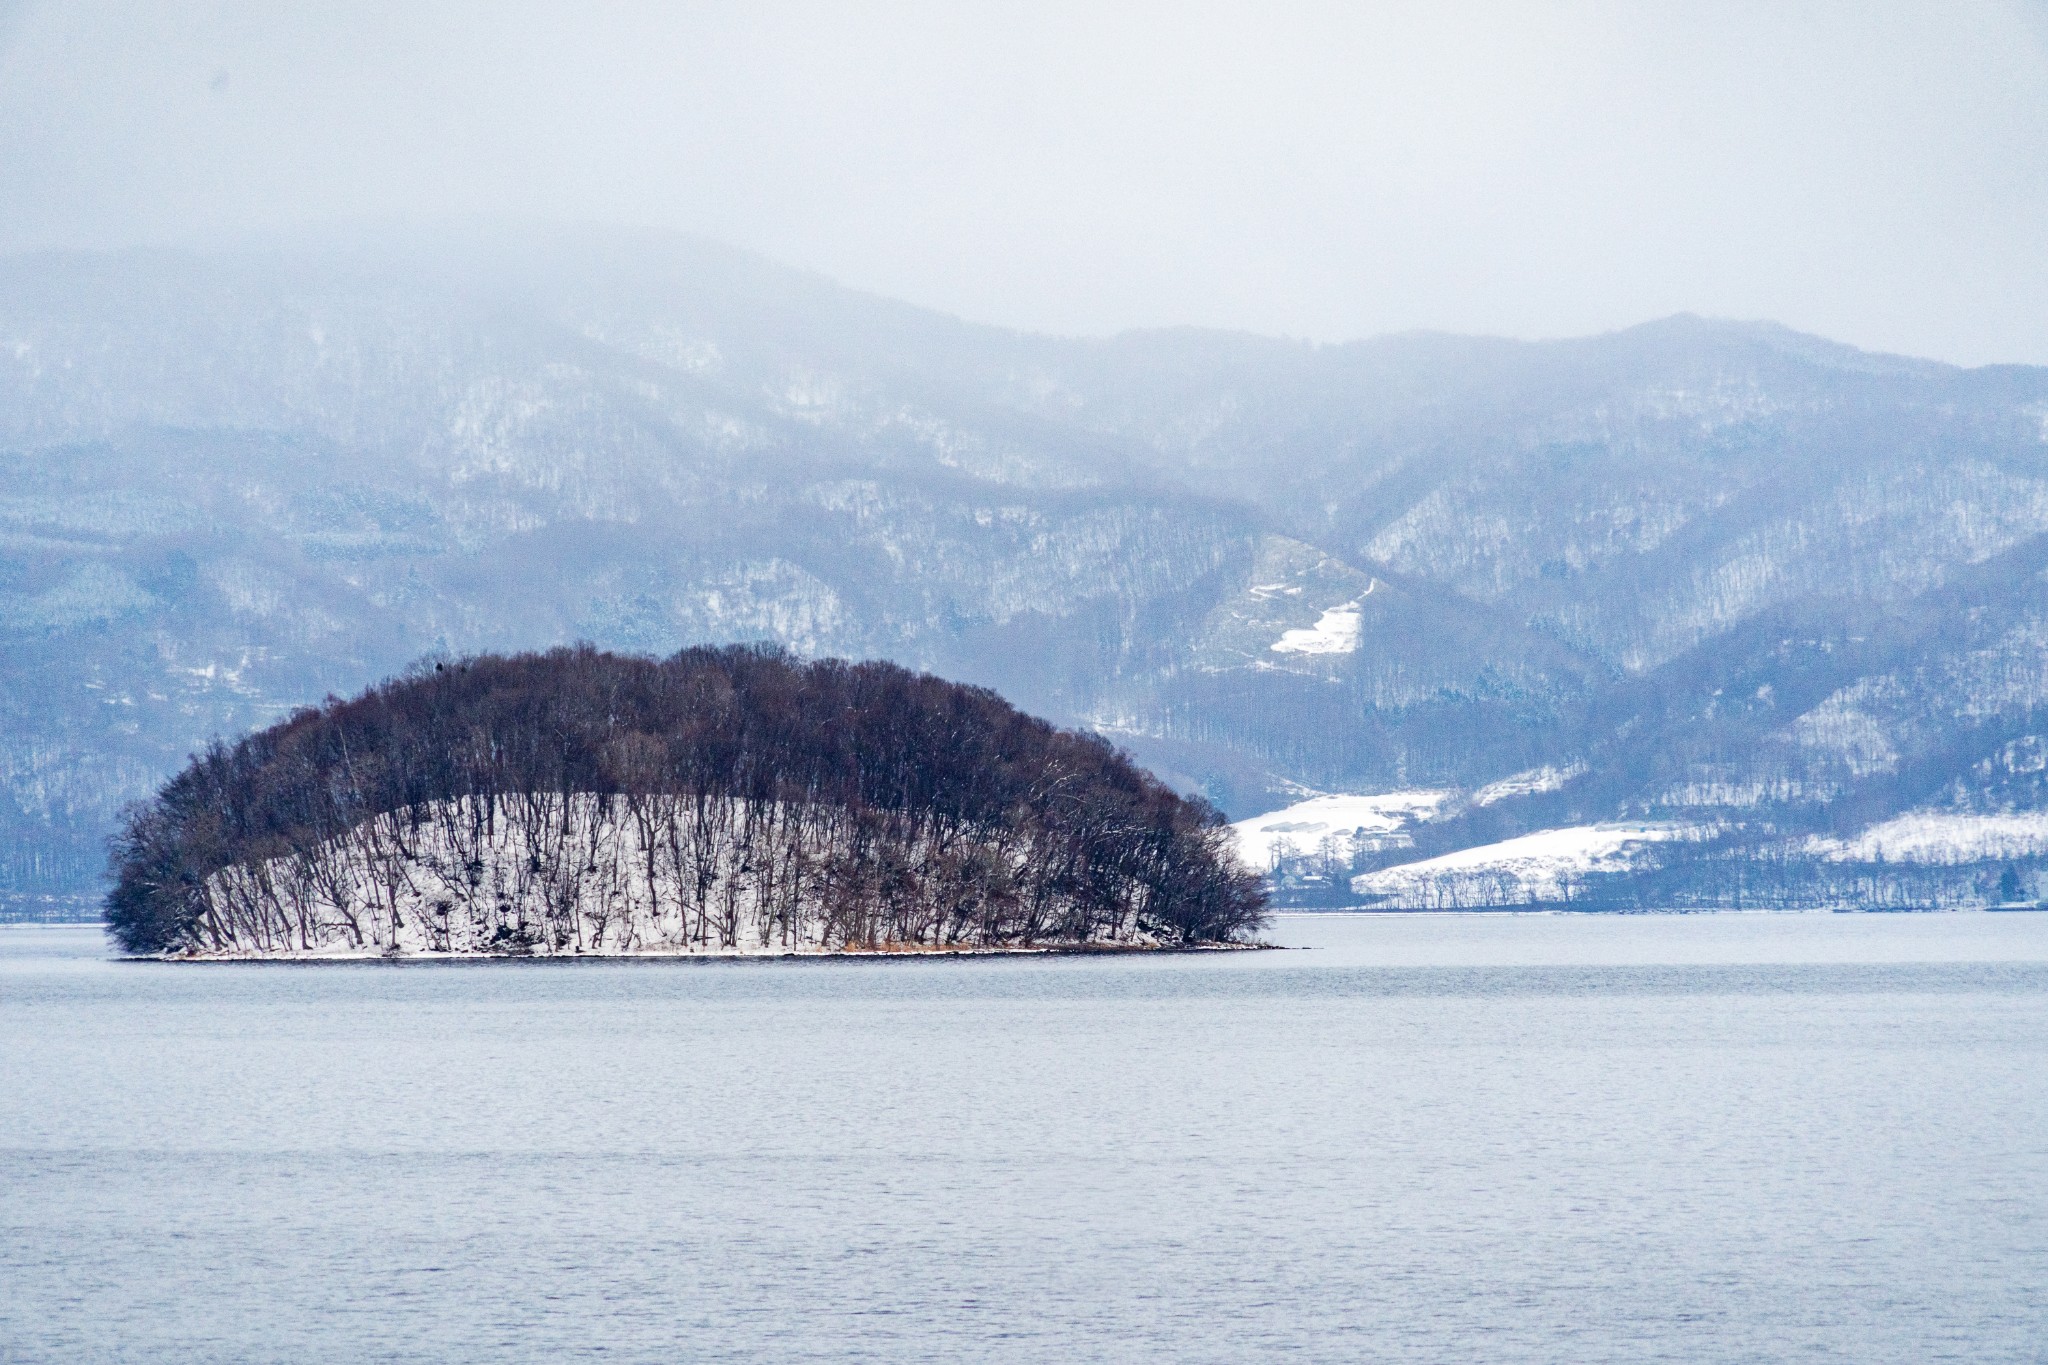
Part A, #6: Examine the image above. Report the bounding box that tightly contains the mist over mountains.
[6,226,2047,910]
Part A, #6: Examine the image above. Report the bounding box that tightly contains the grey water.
[4,914,2046,1363]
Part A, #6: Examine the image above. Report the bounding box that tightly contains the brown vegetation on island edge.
[107,645,1268,956]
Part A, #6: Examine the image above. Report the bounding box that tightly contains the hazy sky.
[3,1,2046,364]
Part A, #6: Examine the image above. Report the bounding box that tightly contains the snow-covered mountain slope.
[5,226,2048,909]
[1812,811,2048,865]
[1349,823,1700,909]
[1229,791,1451,870]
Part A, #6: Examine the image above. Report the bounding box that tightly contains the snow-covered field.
[1350,823,1697,908]
[1815,810,2048,864]
[1230,790,1450,870]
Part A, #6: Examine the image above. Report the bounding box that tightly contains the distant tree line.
[107,645,1266,955]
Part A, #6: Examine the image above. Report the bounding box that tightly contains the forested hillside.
[5,226,2048,912]
[108,645,1264,955]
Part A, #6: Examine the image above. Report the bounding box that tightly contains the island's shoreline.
[126,940,1279,963]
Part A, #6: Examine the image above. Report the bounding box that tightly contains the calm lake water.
[4,912,2046,1362]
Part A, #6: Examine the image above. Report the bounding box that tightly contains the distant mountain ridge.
[4,225,2046,910]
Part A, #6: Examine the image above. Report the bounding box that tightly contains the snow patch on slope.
[1351,823,1696,907]
[1231,790,1450,870]
[1194,536,1374,673]
[1815,810,2048,864]
[1269,582,1374,655]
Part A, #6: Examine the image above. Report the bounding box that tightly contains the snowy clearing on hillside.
[1270,602,1362,654]
[1815,810,2048,864]
[1231,790,1450,870]
[1351,823,1697,908]
[1269,581,1375,655]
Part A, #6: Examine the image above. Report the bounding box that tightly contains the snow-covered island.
[107,647,1267,957]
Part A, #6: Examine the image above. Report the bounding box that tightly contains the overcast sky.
[2,1,2046,364]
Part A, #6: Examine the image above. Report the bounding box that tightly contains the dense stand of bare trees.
[107,646,1266,955]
